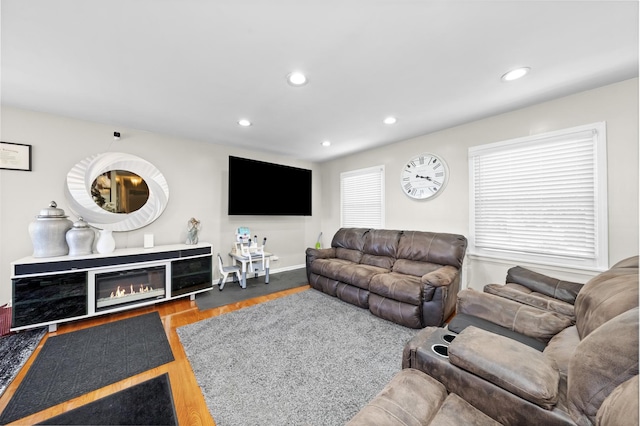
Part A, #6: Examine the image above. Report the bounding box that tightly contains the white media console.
[10,243,213,332]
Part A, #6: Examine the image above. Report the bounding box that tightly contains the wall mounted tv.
[228,156,312,216]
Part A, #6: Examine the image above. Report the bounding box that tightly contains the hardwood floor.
[0,285,310,425]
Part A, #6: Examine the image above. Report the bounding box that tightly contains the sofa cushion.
[506,266,583,304]
[574,268,639,339]
[430,393,501,426]
[336,247,364,263]
[331,228,369,251]
[484,283,576,319]
[360,229,401,269]
[447,313,546,352]
[370,272,423,305]
[542,325,580,380]
[393,259,441,277]
[567,307,639,425]
[346,368,447,426]
[397,231,467,269]
[309,258,356,280]
[457,289,574,342]
[310,257,387,288]
[595,375,639,426]
[448,326,559,409]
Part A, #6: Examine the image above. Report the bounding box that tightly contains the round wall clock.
[400,153,449,200]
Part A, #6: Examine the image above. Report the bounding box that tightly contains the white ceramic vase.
[95,229,116,254]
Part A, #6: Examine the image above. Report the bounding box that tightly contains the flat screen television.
[228,156,312,216]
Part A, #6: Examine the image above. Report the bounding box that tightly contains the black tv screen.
[228,156,312,216]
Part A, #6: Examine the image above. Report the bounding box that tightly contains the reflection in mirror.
[91,170,150,214]
[65,152,169,232]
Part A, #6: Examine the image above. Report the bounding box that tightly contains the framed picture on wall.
[0,142,32,171]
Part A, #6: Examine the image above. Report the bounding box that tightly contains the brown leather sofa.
[400,256,639,425]
[305,228,467,328]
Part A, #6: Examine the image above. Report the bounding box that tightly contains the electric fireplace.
[95,265,166,311]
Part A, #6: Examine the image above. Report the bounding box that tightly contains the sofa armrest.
[506,266,583,304]
[305,247,336,263]
[421,265,459,287]
[449,326,559,409]
[457,289,574,342]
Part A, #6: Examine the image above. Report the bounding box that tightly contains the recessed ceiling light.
[321,140,331,147]
[238,119,252,127]
[287,71,308,86]
[383,116,397,125]
[501,67,531,82]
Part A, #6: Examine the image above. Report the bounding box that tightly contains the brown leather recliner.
[403,256,639,425]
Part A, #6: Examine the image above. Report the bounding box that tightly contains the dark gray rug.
[177,290,419,426]
[0,312,174,424]
[37,373,177,425]
[195,267,308,311]
[0,327,47,397]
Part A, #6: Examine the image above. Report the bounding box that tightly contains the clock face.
[401,153,449,200]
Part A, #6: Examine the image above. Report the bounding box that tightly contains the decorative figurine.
[186,217,201,245]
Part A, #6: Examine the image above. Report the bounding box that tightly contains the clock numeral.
[402,177,410,181]
[409,161,416,167]
[433,180,442,186]
[404,183,413,191]
[411,188,417,196]
[433,163,442,170]
[435,172,444,177]
[419,156,425,165]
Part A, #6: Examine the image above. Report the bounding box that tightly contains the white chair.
[217,253,241,291]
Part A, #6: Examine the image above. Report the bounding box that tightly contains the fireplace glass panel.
[171,256,212,297]
[95,266,165,311]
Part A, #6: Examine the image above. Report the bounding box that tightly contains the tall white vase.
[96,229,116,254]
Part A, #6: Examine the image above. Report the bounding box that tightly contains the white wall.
[0,108,322,304]
[320,78,639,289]
[1,78,637,305]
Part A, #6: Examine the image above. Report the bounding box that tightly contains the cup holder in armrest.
[431,344,449,358]
[442,334,456,344]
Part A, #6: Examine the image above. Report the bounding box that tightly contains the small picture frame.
[0,142,32,171]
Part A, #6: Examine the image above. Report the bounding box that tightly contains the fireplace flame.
[109,283,154,299]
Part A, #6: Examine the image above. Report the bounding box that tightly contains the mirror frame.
[65,152,169,231]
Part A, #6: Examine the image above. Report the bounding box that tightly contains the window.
[469,122,608,270]
[341,165,385,228]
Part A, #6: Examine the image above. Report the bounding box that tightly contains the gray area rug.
[178,289,419,426]
[0,327,47,397]
[195,267,308,311]
[0,312,175,424]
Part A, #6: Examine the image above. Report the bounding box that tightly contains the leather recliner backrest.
[331,228,370,263]
[360,229,401,269]
[573,256,639,339]
[567,307,639,425]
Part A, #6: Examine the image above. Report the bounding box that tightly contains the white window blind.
[469,122,608,270]
[341,165,385,228]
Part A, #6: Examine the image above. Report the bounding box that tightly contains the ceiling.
[1,1,638,163]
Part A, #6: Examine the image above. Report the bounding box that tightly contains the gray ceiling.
[1,1,638,162]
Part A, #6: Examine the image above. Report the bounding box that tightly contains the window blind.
[469,122,607,269]
[341,165,385,228]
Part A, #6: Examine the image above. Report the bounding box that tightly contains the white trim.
[469,122,608,270]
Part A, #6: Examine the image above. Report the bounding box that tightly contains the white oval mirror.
[65,152,169,231]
